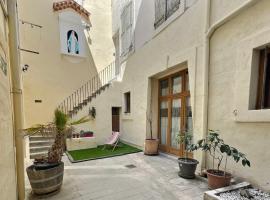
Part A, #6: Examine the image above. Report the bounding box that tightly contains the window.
[124,92,131,113]
[256,48,270,109]
[120,1,133,57]
[154,0,185,29]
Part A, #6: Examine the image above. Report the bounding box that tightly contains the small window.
[154,0,184,29]
[124,92,131,113]
[256,48,270,109]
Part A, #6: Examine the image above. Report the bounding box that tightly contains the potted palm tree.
[144,110,159,155]
[197,130,251,189]
[25,109,89,196]
[176,131,199,179]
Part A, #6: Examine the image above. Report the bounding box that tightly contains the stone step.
[30,140,54,147]
[29,136,55,142]
[30,151,48,160]
[30,146,51,153]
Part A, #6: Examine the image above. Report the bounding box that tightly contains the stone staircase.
[29,135,54,159]
[58,61,119,117]
[28,61,119,159]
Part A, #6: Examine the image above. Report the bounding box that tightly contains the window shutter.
[166,0,180,18]
[154,0,166,28]
[120,1,133,56]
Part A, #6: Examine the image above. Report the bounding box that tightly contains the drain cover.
[125,164,136,169]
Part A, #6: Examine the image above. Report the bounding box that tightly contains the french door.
[158,69,192,156]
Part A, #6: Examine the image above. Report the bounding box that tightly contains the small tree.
[176,130,198,160]
[25,109,90,164]
[147,111,153,140]
[197,130,250,176]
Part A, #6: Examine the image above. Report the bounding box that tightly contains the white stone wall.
[208,0,270,191]
[18,0,114,126]
[0,4,18,200]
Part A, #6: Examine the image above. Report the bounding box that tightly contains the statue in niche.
[67,30,79,54]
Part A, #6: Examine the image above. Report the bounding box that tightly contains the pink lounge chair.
[103,132,120,151]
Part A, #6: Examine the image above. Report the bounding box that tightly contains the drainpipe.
[7,0,25,199]
[201,0,261,170]
[201,0,211,171]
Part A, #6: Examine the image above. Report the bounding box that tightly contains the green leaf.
[242,159,246,166]
[246,160,251,167]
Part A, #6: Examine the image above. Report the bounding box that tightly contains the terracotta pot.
[206,169,232,189]
[144,139,159,155]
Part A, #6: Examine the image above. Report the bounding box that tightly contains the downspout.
[7,0,25,199]
[201,0,211,170]
[201,0,261,170]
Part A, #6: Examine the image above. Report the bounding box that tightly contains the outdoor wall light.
[22,64,29,72]
[89,107,96,119]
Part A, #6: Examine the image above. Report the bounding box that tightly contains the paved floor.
[26,153,208,200]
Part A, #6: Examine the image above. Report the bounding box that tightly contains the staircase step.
[30,146,51,153]
[30,151,48,159]
[29,136,55,141]
[30,140,54,147]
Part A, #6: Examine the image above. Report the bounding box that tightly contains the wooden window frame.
[158,69,192,157]
[256,48,270,110]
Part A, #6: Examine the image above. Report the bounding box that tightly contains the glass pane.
[166,0,180,18]
[186,71,190,91]
[172,75,182,94]
[160,79,169,96]
[171,99,181,149]
[160,101,168,145]
[185,97,193,132]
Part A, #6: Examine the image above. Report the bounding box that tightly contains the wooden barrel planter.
[26,162,64,195]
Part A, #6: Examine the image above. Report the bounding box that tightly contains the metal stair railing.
[58,61,118,116]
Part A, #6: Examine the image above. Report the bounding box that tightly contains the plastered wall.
[0,4,18,200]
[208,0,270,191]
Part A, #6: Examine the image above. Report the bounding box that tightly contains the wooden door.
[112,107,120,132]
[158,69,192,156]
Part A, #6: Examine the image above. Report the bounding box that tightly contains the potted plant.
[144,110,159,155]
[176,130,199,179]
[197,130,251,189]
[24,109,89,196]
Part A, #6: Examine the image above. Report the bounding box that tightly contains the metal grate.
[125,164,136,169]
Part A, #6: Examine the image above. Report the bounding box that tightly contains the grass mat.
[67,143,142,162]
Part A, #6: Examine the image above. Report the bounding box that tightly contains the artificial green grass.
[67,143,142,162]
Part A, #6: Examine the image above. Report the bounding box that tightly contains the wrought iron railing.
[58,61,118,116]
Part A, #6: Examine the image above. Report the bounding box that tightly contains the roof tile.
[53,0,90,22]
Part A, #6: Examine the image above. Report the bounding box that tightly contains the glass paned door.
[171,98,181,149]
[158,69,192,156]
[160,101,168,145]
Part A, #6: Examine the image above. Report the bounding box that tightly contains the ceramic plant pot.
[144,139,159,155]
[206,169,232,189]
[178,158,199,179]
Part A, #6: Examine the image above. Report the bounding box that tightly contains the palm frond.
[69,116,90,126]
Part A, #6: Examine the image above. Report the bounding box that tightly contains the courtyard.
[25,153,207,200]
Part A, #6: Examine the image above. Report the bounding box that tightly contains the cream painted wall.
[210,0,248,25]
[73,0,206,152]
[84,0,115,71]
[18,0,114,126]
[208,0,270,191]
[0,4,18,200]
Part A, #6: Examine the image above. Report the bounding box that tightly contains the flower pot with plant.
[24,109,89,196]
[176,131,199,179]
[144,110,159,155]
[197,130,251,189]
